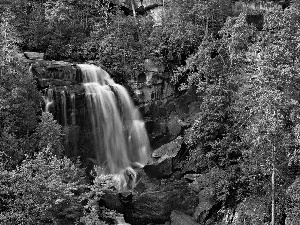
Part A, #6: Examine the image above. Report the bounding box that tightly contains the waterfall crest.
[78,64,150,176]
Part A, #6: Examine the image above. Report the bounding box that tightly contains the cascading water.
[60,89,67,126]
[60,89,69,154]
[70,93,76,125]
[44,88,54,112]
[69,92,78,156]
[78,64,150,184]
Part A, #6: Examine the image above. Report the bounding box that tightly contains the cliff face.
[22,53,231,225]
[110,0,164,10]
[23,52,201,170]
[24,52,208,225]
[28,58,94,166]
[110,0,165,24]
[25,52,200,145]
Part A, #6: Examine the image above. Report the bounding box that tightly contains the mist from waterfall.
[78,64,150,175]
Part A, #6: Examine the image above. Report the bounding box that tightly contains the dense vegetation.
[1,0,300,224]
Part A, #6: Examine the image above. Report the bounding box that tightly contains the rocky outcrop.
[24,51,44,60]
[135,58,202,148]
[142,85,202,149]
[25,52,202,153]
[170,211,200,225]
[111,0,164,11]
[101,170,199,225]
[126,182,198,224]
[144,136,183,178]
[26,59,103,168]
[23,54,207,224]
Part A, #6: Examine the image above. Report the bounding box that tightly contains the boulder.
[144,136,183,178]
[24,51,44,60]
[125,181,199,225]
[100,190,125,214]
[171,210,199,225]
[100,170,198,225]
[167,115,182,137]
[194,187,216,224]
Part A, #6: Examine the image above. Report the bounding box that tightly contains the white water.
[70,93,76,125]
[61,90,67,126]
[78,64,150,178]
[44,88,54,112]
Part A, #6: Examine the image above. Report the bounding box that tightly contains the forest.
[1,0,300,224]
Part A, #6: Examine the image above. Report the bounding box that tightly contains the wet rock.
[125,181,198,225]
[134,169,161,193]
[31,60,81,84]
[144,136,183,178]
[170,210,199,225]
[100,190,125,214]
[101,171,198,225]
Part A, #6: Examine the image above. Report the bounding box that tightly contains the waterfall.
[70,93,76,125]
[44,88,54,112]
[69,92,78,158]
[78,64,150,177]
[60,89,67,126]
[60,89,69,154]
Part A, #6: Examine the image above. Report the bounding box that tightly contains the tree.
[80,166,121,225]
[148,0,233,67]
[33,112,65,156]
[95,9,154,80]
[0,8,41,168]
[0,146,86,224]
[179,4,300,222]
[232,4,300,223]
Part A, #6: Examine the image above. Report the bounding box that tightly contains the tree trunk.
[271,145,275,225]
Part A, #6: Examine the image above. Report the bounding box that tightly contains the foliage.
[33,112,65,156]
[148,0,233,67]
[286,178,300,225]
[80,166,122,225]
[0,8,41,168]
[236,3,300,193]
[8,0,113,60]
[2,0,300,224]
[96,12,154,80]
[180,3,300,223]
[0,146,86,225]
